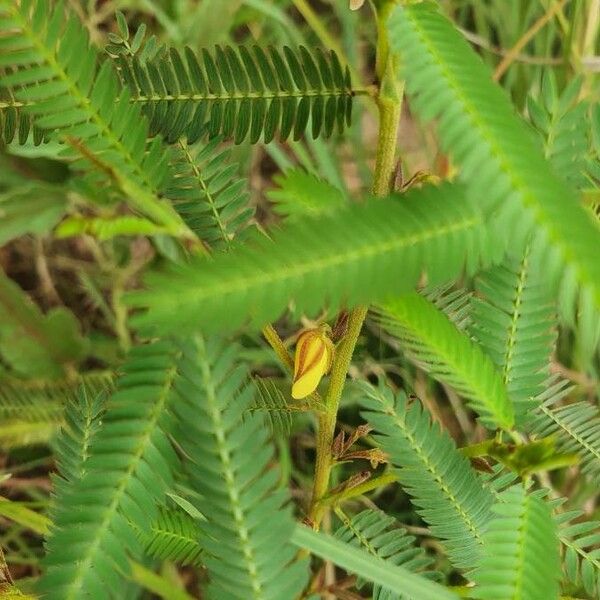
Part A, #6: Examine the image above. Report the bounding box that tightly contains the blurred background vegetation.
[0,0,599,597]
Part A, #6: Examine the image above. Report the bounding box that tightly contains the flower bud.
[292,326,334,399]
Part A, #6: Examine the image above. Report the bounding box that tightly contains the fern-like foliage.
[527,72,599,359]
[251,377,294,436]
[556,509,600,598]
[389,3,600,327]
[478,464,520,498]
[166,137,254,248]
[40,341,183,599]
[472,486,560,600]
[0,0,189,237]
[0,79,43,145]
[49,386,106,504]
[424,283,472,330]
[0,419,56,450]
[334,509,437,600]
[529,381,600,486]
[173,336,308,599]
[359,381,494,570]
[47,375,203,570]
[135,505,204,567]
[0,372,111,423]
[267,168,347,219]
[470,248,557,422]
[480,427,600,594]
[128,182,497,334]
[0,372,112,450]
[528,74,592,189]
[0,371,102,423]
[0,183,66,245]
[116,44,354,143]
[374,292,514,429]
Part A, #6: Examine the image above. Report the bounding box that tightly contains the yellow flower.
[291,326,334,399]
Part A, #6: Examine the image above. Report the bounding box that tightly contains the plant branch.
[318,472,397,508]
[493,0,571,80]
[262,323,294,371]
[459,27,564,65]
[308,304,369,526]
[371,94,403,197]
[307,1,403,528]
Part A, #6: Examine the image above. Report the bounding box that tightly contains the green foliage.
[55,214,172,240]
[472,437,577,479]
[0,419,57,450]
[135,505,204,567]
[167,137,254,248]
[104,11,149,58]
[374,292,514,429]
[53,388,105,481]
[359,381,494,570]
[388,3,600,329]
[0,373,109,422]
[0,273,87,379]
[127,182,496,334]
[0,495,50,535]
[49,385,106,503]
[172,336,308,599]
[128,561,194,600]
[423,283,472,330]
[528,73,593,189]
[530,382,600,486]
[334,509,437,600]
[472,486,560,600]
[292,525,458,600]
[556,510,600,597]
[116,44,354,144]
[267,168,347,218]
[0,3,597,599]
[470,248,557,422]
[0,371,112,449]
[46,378,204,572]
[40,341,183,599]
[0,78,44,145]
[0,184,66,245]
[0,0,190,237]
[251,377,294,436]
[526,72,600,360]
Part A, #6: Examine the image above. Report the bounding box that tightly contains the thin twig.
[550,360,596,390]
[262,324,294,371]
[459,27,563,66]
[34,238,62,307]
[493,0,571,80]
[317,472,397,508]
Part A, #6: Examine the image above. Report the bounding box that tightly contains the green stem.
[307,17,403,527]
[460,439,496,458]
[318,472,398,509]
[130,89,367,104]
[112,275,131,354]
[371,95,403,197]
[262,324,294,371]
[308,305,368,525]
